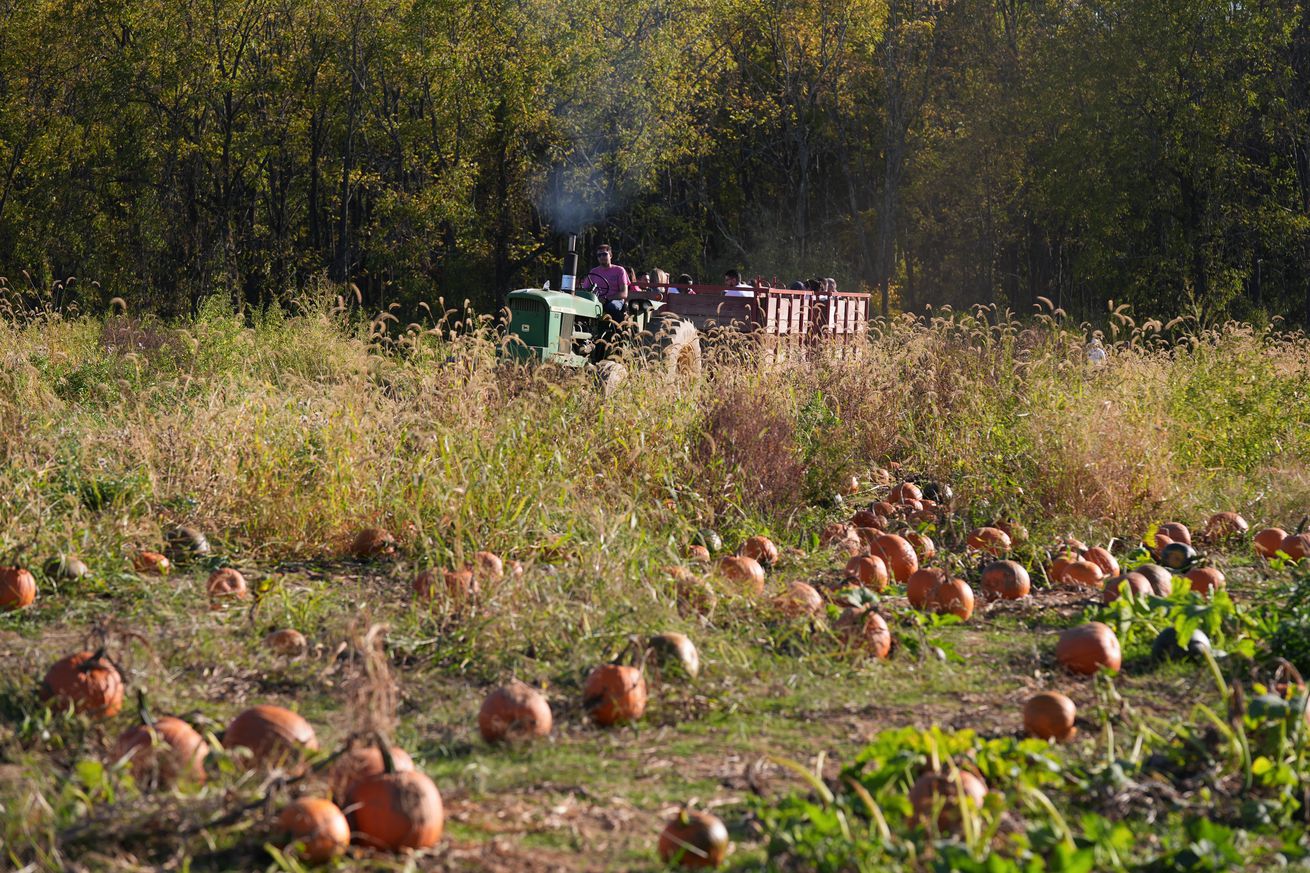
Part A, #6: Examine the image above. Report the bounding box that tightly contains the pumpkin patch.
[5,304,1309,872]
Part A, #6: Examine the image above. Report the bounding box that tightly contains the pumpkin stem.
[1272,657,1306,692]
[1297,515,1308,536]
[616,635,643,667]
[136,689,155,727]
[372,731,396,774]
[78,647,108,672]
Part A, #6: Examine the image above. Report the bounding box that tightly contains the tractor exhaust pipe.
[561,234,578,294]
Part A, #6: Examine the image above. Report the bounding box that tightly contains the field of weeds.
[3,293,1310,871]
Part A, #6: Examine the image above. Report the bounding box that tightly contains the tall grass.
[2,294,1309,567]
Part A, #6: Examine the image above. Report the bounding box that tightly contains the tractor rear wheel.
[595,360,627,397]
[650,314,702,381]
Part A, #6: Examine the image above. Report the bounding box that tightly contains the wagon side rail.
[630,284,871,355]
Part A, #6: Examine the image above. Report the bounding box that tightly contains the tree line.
[0,0,1307,324]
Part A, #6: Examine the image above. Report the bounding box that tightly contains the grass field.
[3,294,1310,871]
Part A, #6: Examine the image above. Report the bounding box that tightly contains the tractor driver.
[584,244,630,320]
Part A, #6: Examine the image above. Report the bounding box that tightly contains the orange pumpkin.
[112,715,208,788]
[1204,511,1249,539]
[1282,533,1310,561]
[850,509,882,529]
[926,578,974,620]
[1062,560,1104,588]
[41,650,124,718]
[279,798,351,864]
[1048,556,1074,584]
[1056,623,1121,675]
[669,567,714,609]
[739,536,779,567]
[658,809,729,868]
[413,567,479,604]
[223,705,318,771]
[1185,566,1226,596]
[265,628,308,656]
[478,681,553,744]
[582,664,647,726]
[473,550,504,580]
[906,567,947,609]
[834,607,892,659]
[348,749,443,851]
[1158,522,1192,545]
[855,527,883,552]
[1101,572,1151,604]
[981,560,1030,601]
[904,531,936,561]
[350,527,396,560]
[890,482,922,503]
[449,566,479,599]
[995,519,1029,544]
[873,501,898,518]
[908,770,987,831]
[1023,692,1076,742]
[1060,537,1089,555]
[716,556,765,595]
[822,519,854,540]
[666,562,699,584]
[206,568,249,608]
[1082,547,1119,578]
[844,555,889,592]
[773,582,823,618]
[871,534,918,583]
[1254,527,1288,559]
[0,566,36,611]
[687,544,712,563]
[966,527,1011,556]
[819,523,861,556]
[327,744,415,803]
[132,550,170,576]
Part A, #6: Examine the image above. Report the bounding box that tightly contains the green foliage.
[755,702,1310,871]
[1,0,1308,322]
[752,726,1102,872]
[1269,618,1310,679]
[1089,582,1258,656]
[796,389,853,502]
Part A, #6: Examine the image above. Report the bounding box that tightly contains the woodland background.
[0,0,1308,322]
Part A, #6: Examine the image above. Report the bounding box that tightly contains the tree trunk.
[333,25,362,285]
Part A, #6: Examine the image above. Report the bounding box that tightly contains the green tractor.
[502,236,702,387]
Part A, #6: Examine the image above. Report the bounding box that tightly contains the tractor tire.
[595,360,627,397]
[649,314,702,381]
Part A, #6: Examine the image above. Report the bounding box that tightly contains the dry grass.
[2,294,1309,561]
[2,291,1310,870]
